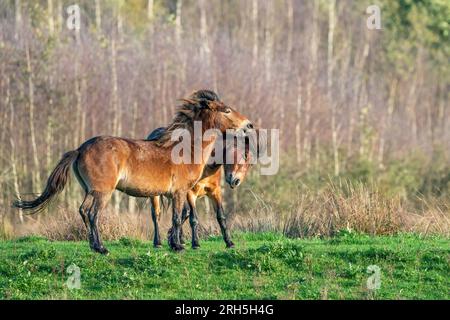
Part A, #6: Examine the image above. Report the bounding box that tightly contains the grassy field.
[0,232,448,300]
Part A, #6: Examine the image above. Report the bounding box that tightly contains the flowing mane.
[154,90,221,147]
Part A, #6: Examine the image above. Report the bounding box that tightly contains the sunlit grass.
[0,232,448,300]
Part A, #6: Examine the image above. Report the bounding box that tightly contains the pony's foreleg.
[179,202,190,245]
[87,191,111,255]
[187,193,200,249]
[150,196,162,248]
[209,191,235,248]
[168,192,185,251]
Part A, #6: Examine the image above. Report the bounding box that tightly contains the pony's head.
[155,90,252,147]
[224,142,252,189]
[190,90,252,134]
[223,128,266,188]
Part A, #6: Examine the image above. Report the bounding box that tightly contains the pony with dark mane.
[13,90,252,253]
[147,92,265,249]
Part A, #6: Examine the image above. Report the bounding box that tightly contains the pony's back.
[147,127,166,141]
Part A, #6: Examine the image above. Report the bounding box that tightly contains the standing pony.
[13,90,252,253]
[148,127,263,249]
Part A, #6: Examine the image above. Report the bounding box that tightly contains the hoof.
[170,244,185,252]
[180,239,186,245]
[192,243,200,250]
[93,246,109,255]
[168,237,184,252]
[226,241,235,249]
[153,244,162,249]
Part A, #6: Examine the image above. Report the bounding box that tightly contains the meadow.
[1,232,448,300]
[0,0,449,301]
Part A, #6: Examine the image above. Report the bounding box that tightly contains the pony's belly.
[116,186,159,197]
[116,176,170,197]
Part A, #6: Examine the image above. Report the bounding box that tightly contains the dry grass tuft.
[3,182,449,241]
[282,183,405,238]
[13,208,160,241]
[281,183,449,238]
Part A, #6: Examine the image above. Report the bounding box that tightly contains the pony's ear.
[198,98,211,110]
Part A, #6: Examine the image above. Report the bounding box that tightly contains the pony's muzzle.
[226,174,241,189]
[231,178,241,188]
[241,121,254,134]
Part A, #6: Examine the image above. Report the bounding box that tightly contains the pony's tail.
[13,150,79,214]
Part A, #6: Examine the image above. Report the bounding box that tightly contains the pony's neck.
[202,136,218,164]
[190,115,221,165]
[190,132,218,166]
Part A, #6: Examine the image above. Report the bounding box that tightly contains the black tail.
[13,150,79,213]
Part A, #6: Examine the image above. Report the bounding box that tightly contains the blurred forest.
[0,0,449,239]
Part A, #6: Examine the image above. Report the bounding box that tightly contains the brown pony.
[148,129,254,249]
[13,90,252,253]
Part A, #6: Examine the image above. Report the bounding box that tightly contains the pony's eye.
[223,108,231,114]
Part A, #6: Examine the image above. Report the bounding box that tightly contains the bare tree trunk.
[116,2,124,43]
[15,0,22,40]
[348,31,370,157]
[175,0,185,90]
[175,0,183,45]
[358,82,369,158]
[161,63,168,125]
[303,1,319,168]
[0,76,8,148]
[406,55,421,146]
[74,63,82,147]
[378,79,397,167]
[337,18,352,169]
[437,81,446,142]
[6,76,23,223]
[10,138,23,223]
[95,0,102,32]
[295,75,302,163]
[47,0,55,35]
[110,38,122,214]
[127,101,139,214]
[251,0,258,69]
[286,0,294,60]
[45,113,53,172]
[328,0,338,176]
[111,39,121,137]
[264,2,273,83]
[426,92,433,146]
[56,0,63,32]
[147,0,154,20]
[280,0,294,140]
[25,45,41,195]
[80,78,86,143]
[69,45,83,211]
[199,0,210,62]
[250,0,262,126]
[199,0,216,90]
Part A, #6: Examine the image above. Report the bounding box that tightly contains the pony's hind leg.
[79,193,94,229]
[150,196,162,248]
[86,191,111,254]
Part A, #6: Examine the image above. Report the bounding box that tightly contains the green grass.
[0,232,448,300]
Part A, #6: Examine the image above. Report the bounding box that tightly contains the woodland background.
[0,0,449,239]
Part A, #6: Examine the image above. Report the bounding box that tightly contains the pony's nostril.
[247,123,254,129]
